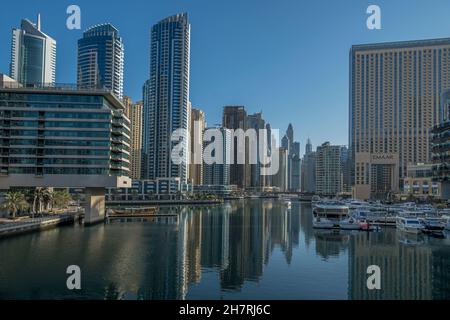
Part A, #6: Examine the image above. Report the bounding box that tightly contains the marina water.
[0,199,449,300]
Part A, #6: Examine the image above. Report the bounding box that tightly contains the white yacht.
[396,216,424,234]
[284,200,292,210]
[339,216,361,230]
[313,203,350,229]
[443,215,450,231]
[419,217,445,237]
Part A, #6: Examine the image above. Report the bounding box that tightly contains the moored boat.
[313,202,349,229]
[442,215,450,231]
[420,217,445,237]
[339,216,360,230]
[396,216,424,234]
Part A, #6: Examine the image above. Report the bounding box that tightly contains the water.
[0,199,449,300]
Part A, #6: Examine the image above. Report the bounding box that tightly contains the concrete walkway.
[0,214,77,237]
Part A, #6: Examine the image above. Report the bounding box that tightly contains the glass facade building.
[222,106,249,189]
[202,127,232,186]
[77,24,124,99]
[142,13,190,183]
[10,16,56,85]
[0,85,131,189]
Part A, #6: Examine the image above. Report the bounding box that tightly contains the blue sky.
[2,0,450,151]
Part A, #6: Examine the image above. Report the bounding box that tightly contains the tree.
[0,191,29,219]
[32,187,52,215]
[51,190,72,211]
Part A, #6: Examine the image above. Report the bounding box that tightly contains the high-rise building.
[282,124,299,191]
[291,155,301,192]
[281,133,292,190]
[281,135,290,152]
[246,112,266,190]
[292,142,301,158]
[301,141,316,193]
[340,146,351,194]
[10,15,56,85]
[350,38,450,200]
[305,138,312,155]
[189,108,205,185]
[291,142,301,191]
[222,106,249,189]
[264,123,274,188]
[315,142,344,196]
[142,13,190,183]
[122,96,132,118]
[0,85,132,223]
[129,101,143,180]
[301,151,316,193]
[203,127,232,186]
[77,23,124,99]
[273,147,288,191]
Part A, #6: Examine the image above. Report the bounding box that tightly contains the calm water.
[0,199,449,300]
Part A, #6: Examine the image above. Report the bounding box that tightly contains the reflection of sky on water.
[0,200,449,300]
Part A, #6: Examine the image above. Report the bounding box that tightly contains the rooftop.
[0,82,125,110]
[351,37,450,52]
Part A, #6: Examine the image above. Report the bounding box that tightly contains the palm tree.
[32,187,52,215]
[51,190,72,211]
[0,191,29,219]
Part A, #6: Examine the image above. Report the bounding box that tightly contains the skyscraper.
[350,38,450,200]
[122,96,132,118]
[246,112,266,189]
[222,106,249,189]
[301,139,316,193]
[273,147,288,191]
[264,123,274,188]
[305,138,312,155]
[189,108,206,185]
[281,135,290,152]
[77,23,124,99]
[315,142,344,196]
[129,100,143,180]
[203,127,232,186]
[291,142,301,191]
[142,13,190,183]
[281,132,292,190]
[10,15,56,85]
[286,123,294,151]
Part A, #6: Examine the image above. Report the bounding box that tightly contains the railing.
[0,81,117,97]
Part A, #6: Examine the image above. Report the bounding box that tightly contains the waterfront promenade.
[0,215,77,238]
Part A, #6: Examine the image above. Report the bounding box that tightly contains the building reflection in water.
[171,200,301,296]
[313,230,349,260]
[180,201,299,291]
[0,200,449,299]
[348,231,450,300]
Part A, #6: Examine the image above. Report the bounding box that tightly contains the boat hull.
[339,222,361,230]
[313,219,337,229]
[398,226,422,234]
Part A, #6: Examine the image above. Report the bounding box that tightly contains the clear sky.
[2,0,450,152]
